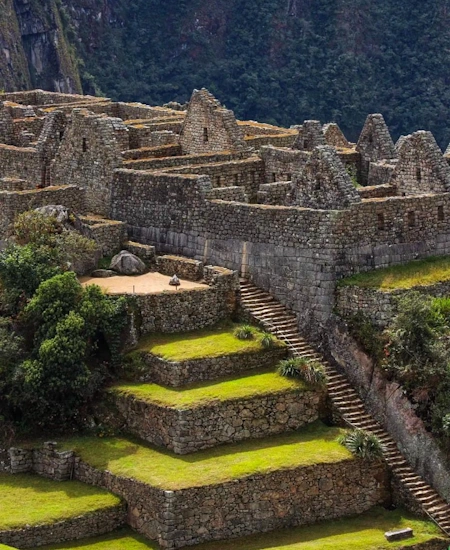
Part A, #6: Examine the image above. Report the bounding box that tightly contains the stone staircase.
[239,279,450,535]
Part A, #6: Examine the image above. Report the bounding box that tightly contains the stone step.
[240,279,450,536]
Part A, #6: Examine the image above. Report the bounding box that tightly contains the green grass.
[33,508,445,550]
[0,474,121,530]
[194,507,445,550]
[338,255,450,291]
[60,422,352,490]
[32,529,158,550]
[136,322,284,361]
[111,369,309,408]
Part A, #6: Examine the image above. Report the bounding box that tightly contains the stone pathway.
[239,279,450,535]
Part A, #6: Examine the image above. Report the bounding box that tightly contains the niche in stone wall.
[377,213,385,230]
[438,205,445,221]
[203,127,209,143]
[408,211,416,227]
[82,137,88,152]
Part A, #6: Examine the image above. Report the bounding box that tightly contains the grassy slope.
[35,529,158,550]
[32,508,445,550]
[60,422,351,490]
[195,507,444,550]
[136,322,284,361]
[338,256,450,291]
[0,474,121,530]
[111,369,308,408]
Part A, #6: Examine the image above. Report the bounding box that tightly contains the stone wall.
[128,124,182,149]
[357,114,396,184]
[290,146,361,209]
[257,182,291,205]
[244,133,297,149]
[0,144,41,185]
[260,146,308,184]
[132,265,238,334]
[52,109,123,216]
[78,216,127,256]
[367,161,396,187]
[207,186,248,202]
[0,505,126,549]
[156,255,204,280]
[122,151,251,171]
[0,185,86,236]
[179,89,247,155]
[325,317,450,503]
[108,386,325,454]
[358,183,396,199]
[133,347,286,387]
[73,453,388,549]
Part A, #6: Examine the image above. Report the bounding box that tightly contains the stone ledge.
[105,384,325,454]
[0,504,126,549]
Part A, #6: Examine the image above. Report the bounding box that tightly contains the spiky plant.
[260,331,275,349]
[277,357,327,387]
[338,429,385,461]
[234,324,254,340]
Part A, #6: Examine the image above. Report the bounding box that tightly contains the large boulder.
[110,250,146,275]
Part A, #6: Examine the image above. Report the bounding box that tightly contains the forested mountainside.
[2,0,450,146]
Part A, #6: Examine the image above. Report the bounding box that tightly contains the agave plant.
[338,429,385,461]
[277,357,327,387]
[234,324,254,340]
[260,331,275,349]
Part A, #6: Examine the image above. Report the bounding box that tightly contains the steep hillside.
[2,0,450,146]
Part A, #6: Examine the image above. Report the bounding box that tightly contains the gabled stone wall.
[357,113,396,184]
[180,89,247,154]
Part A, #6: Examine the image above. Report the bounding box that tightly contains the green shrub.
[259,331,274,348]
[277,357,327,387]
[345,311,385,365]
[338,429,385,460]
[234,324,254,340]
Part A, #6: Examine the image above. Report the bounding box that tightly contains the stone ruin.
[1,87,450,328]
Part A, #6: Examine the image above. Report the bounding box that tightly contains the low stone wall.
[336,280,450,327]
[3,443,75,480]
[359,183,397,199]
[79,217,127,256]
[0,144,41,184]
[124,241,156,264]
[325,317,450,503]
[0,505,126,549]
[132,347,287,387]
[73,454,388,549]
[134,266,238,334]
[107,386,324,454]
[257,182,291,205]
[0,185,86,236]
[207,186,248,202]
[156,255,204,280]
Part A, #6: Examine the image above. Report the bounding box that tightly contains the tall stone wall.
[52,109,123,216]
[357,114,396,184]
[179,89,247,155]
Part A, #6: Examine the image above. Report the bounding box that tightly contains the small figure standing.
[169,274,180,290]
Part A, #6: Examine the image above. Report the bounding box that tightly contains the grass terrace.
[338,255,450,291]
[194,507,445,550]
[111,369,308,409]
[34,529,158,550]
[0,474,121,531]
[60,422,351,490]
[135,321,285,361]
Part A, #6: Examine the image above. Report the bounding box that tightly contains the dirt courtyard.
[80,271,208,295]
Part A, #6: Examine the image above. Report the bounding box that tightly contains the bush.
[234,324,254,340]
[277,357,327,387]
[346,311,385,365]
[338,429,385,461]
[259,331,274,348]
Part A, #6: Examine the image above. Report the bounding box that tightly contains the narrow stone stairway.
[239,279,450,535]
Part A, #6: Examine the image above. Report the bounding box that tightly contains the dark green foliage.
[11,272,129,428]
[277,357,327,387]
[234,324,254,340]
[346,312,385,365]
[338,429,385,461]
[259,331,275,348]
[71,0,450,148]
